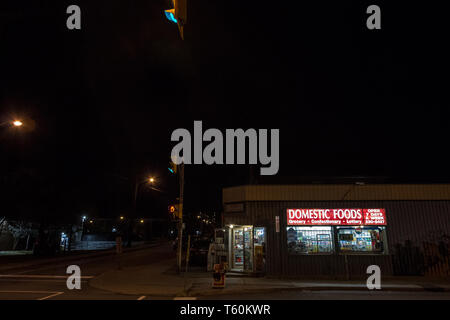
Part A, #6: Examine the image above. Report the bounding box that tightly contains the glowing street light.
[12,120,23,127]
[149,177,155,183]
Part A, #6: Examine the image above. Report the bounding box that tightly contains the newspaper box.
[212,263,226,288]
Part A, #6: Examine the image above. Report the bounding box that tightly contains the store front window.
[337,226,385,253]
[253,227,266,272]
[286,208,388,255]
[287,226,333,255]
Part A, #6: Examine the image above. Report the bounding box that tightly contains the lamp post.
[81,216,87,237]
[177,163,184,273]
[133,177,155,213]
[168,157,185,273]
[127,176,157,247]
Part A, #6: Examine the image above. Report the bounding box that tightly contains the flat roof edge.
[222,184,450,203]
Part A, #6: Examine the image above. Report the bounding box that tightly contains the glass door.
[243,227,253,272]
[232,227,244,270]
[232,226,254,271]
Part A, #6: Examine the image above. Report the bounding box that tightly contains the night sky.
[1,1,448,223]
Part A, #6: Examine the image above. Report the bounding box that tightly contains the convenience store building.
[221,184,450,278]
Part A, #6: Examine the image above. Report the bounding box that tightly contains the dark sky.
[0,1,449,223]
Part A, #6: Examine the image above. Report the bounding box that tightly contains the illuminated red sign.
[287,209,386,226]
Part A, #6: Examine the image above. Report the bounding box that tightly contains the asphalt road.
[2,244,450,300]
[0,243,174,300]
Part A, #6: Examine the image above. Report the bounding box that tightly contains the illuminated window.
[337,226,385,253]
[287,226,333,255]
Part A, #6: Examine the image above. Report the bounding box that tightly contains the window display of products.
[233,229,244,266]
[287,226,333,254]
[243,228,253,270]
[287,226,386,255]
[337,227,384,253]
[253,227,266,272]
[253,227,265,245]
[317,234,332,252]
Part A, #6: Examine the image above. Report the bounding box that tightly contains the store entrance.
[230,226,266,273]
[232,226,252,271]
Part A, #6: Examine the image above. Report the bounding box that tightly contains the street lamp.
[81,216,87,238]
[127,175,160,247]
[0,120,24,128]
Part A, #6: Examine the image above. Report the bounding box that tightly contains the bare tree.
[7,220,32,250]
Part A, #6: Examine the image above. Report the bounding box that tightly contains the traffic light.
[164,9,177,23]
[169,204,182,219]
[164,0,187,39]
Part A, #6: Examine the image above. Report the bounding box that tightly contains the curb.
[88,278,450,298]
[186,283,445,297]
[88,281,449,299]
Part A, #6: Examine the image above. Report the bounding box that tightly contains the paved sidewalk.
[89,260,450,298]
[89,258,192,296]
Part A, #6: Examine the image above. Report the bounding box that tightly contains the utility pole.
[177,163,185,273]
[127,175,139,248]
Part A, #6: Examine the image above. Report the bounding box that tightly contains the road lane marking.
[174,297,197,300]
[137,295,146,300]
[0,274,94,279]
[37,292,64,300]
